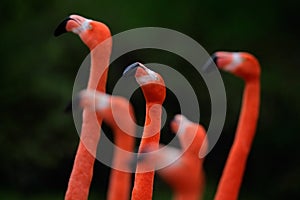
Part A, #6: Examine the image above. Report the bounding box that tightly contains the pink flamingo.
[55,14,112,200]
[123,62,166,200]
[212,51,260,200]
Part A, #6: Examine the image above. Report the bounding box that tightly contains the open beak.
[64,94,81,113]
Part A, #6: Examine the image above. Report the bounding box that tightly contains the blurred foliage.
[0,0,300,199]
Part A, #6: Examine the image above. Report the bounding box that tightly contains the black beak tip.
[211,53,218,64]
[122,62,141,77]
[202,53,218,73]
[54,17,72,37]
[64,95,81,113]
[64,101,72,113]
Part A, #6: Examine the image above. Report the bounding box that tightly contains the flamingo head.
[171,114,206,156]
[123,62,166,104]
[78,89,110,112]
[212,51,260,81]
[78,90,135,134]
[54,14,111,49]
[170,114,190,135]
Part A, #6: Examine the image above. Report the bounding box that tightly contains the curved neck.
[143,103,163,140]
[131,103,162,200]
[234,79,260,150]
[215,78,260,200]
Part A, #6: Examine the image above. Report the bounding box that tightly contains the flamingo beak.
[202,53,218,73]
[64,94,81,113]
[122,62,141,77]
[212,53,218,64]
[123,62,159,87]
[54,17,75,37]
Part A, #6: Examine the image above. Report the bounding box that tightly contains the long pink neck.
[65,43,111,200]
[131,103,162,200]
[214,78,260,200]
[107,128,135,200]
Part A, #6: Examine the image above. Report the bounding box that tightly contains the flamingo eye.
[145,68,159,81]
[82,20,92,31]
[223,53,245,71]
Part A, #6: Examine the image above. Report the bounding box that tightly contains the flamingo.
[123,62,166,200]
[54,14,112,200]
[138,114,207,200]
[78,90,136,200]
[212,51,260,200]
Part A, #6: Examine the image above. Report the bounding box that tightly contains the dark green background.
[1,0,299,199]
